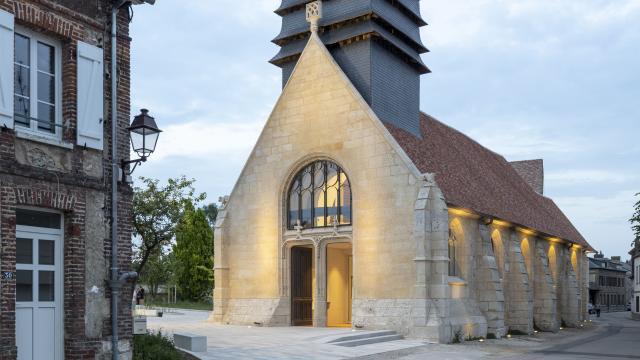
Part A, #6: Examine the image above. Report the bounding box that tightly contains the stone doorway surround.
[281,225,353,328]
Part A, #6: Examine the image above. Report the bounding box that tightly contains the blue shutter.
[0,10,14,128]
[77,41,104,150]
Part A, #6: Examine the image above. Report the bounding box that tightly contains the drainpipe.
[110,4,121,359]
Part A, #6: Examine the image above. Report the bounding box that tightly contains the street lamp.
[121,109,162,178]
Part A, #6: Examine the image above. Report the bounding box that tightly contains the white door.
[15,210,63,360]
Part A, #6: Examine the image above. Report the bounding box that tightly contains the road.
[515,311,640,360]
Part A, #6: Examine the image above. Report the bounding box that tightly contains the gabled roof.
[385,113,592,249]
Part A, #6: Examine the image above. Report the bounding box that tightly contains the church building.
[212,0,593,342]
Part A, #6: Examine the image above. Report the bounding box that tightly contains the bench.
[173,333,207,353]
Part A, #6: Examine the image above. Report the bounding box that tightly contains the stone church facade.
[213,0,592,342]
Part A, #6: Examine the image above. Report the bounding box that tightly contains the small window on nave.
[448,228,457,277]
[287,160,351,230]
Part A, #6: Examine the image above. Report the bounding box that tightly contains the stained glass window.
[288,160,352,230]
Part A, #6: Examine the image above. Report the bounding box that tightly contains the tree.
[201,203,219,227]
[135,249,172,299]
[631,193,640,246]
[133,176,206,280]
[173,206,214,302]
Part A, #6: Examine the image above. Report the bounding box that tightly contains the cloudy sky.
[129,0,640,259]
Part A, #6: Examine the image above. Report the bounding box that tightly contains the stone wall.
[0,1,133,358]
[502,230,534,333]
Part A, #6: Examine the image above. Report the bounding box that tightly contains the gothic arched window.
[448,228,457,277]
[288,160,351,230]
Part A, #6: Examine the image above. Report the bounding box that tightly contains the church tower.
[271,0,429,137]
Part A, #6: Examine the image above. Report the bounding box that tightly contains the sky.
[129,0,640,260]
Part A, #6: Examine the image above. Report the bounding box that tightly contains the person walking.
[135,286,145,306]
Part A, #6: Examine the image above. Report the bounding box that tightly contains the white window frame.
[13,26,63,142]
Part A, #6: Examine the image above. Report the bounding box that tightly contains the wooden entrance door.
[291,247,313,326]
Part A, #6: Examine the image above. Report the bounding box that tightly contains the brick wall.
[0,0,134,358]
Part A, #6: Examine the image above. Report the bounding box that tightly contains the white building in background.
[631,244,640,319]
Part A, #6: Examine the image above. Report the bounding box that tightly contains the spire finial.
[306,1,323,33]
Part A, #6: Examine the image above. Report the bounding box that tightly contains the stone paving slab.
[148,310,426,359]
[147,310,636,360]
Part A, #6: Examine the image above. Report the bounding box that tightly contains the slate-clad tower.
[271,0,429,137]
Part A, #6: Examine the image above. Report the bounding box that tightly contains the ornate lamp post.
[121,109,162,178]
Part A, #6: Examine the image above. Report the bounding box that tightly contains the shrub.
[133,332,182,360]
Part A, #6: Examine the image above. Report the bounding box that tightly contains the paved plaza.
[147,310,640,359]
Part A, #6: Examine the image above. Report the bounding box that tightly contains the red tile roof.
[385,113,591,249]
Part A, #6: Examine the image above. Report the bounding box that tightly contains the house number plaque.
[1,272,15,280]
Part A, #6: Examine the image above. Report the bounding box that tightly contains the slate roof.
[510,159,544,195]
[384,113,592,249]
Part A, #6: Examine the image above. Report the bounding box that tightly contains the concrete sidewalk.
[147,310,428,359]
[147,310,616,360]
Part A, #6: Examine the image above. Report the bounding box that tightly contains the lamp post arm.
[121,156,147,177]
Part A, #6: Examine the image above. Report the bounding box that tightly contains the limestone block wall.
[475,224,506,337]
[502,230,534,333]
[533,239,559,331]
[560,252,581,327]
[214,35,424,329]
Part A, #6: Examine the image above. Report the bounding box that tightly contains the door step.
[328,330,403,347]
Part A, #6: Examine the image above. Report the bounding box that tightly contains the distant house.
[588,254,632,312]
[631,244,640,319]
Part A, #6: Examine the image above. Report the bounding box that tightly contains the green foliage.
[201,203,219,227]
[133,332,182,360]
[136,250,175,298]
[173,206,214,302]
[631,193,640,246]
[146,300,211,311]
[133,176,206,279]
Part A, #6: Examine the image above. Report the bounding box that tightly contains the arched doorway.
[286,159,353,327]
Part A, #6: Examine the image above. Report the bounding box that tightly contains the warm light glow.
[492,219,511,228]
[517,227,537,236]
[327,243,352,327]
[548,245,558,282]
[448,207,479,218]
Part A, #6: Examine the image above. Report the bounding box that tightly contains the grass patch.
[146,300,211,311]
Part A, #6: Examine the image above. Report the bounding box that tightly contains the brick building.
[212,0,593,342]
[0,0,135,358]
[588,254,632,313]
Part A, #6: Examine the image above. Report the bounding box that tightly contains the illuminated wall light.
[448,207,478,218]
[492,219,511,228]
